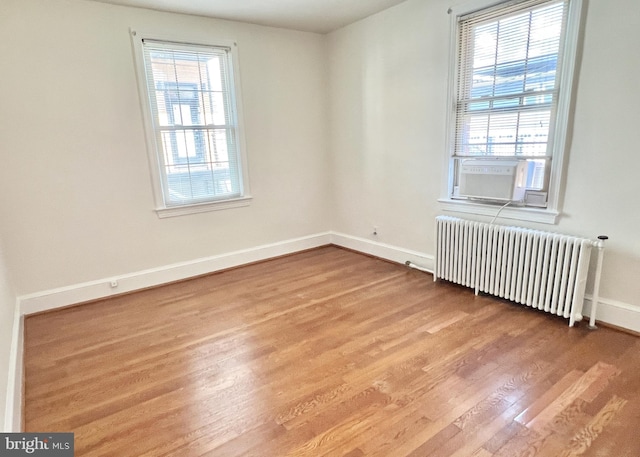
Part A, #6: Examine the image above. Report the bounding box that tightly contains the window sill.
[438,198,559,225]
[156,196,252,218]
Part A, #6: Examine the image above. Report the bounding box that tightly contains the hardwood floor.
[23,246,640,456]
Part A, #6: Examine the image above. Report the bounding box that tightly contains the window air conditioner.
[457,159,527,202]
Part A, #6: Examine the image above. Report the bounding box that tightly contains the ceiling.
[86,0,409,34]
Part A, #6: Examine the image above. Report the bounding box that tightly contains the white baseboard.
[18,231,433,317]
[4,302,22,432]
[330,232,434,272]
[6,232,332,431]
[19,233,331,316]
[6,231,639,432]
[582,295,640,334]
[327,234,640,335]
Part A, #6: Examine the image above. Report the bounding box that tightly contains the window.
[131,31,251,217]
[442,0,582,224]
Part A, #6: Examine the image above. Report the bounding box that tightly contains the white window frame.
[130,29,251,218]
[440,0,583,224]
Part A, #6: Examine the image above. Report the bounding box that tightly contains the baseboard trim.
[582,295,640,334]
[6,232,639,433]
[19,233,331,316]
[18,231,436,317]
[326,234,640,335]
[329,232,434,272]
[4,302,22,432]
[7,232,331,431]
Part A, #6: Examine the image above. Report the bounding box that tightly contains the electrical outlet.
[110,280,118,288]
[373,226,378,236]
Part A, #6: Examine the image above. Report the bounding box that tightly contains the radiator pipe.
[405,261,431,274]
[588,235,608,330]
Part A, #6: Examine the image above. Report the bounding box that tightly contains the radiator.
[434,215,596,327]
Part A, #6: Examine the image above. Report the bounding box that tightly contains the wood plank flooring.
[23,246,640,456]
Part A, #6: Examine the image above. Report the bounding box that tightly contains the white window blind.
[453,0,569,195]
[141,40,244,207]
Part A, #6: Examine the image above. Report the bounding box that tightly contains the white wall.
[328,0,447,255]
[328,0,640,321]
[2,0,640,427]
[558,0,640,306]
[0,0,330,296]
[0,239,16,431]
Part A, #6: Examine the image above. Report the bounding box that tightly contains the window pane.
[525,159,546,189]
[175,129,197,159]
[206,57,224,92]
[449,0,578,208]
[160,126,239,204]
[518,111,550,155]
[143,40,244,206]
[165,158,237,205]
[487,112,518,155]
[529,5,563,59]
[459,115,489,155]
[473,23,497,69]
[199,92,229,126]
[496,13,530,65]
[456,0,565,159]
[208,129,230,164]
